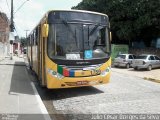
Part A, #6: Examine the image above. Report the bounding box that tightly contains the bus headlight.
[101,67,111,76]
[56,73,64,79]
[48,69,64,79]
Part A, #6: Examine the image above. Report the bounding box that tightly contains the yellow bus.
[27,10,111,89]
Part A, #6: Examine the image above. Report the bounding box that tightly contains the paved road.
[33,70,160,119]
[112,67,160,82]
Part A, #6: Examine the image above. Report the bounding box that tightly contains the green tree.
[72,0,160,46]
[20,37,27,47]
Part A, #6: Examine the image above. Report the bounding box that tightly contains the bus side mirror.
[110,32,112,42]
[42,24,49,38]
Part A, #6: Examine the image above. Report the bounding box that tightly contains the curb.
[30,82,52,120]
[25,67,52,120]
[144,77,160,83]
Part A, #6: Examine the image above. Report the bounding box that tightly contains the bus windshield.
[48,23,110,60]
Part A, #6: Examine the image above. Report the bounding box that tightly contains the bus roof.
[29,10,109,36]
[46,10,108,18]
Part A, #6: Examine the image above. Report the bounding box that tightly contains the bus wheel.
[28,63,32,70]
[38,77,45,88]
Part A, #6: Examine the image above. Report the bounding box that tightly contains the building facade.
[0,12,10,58]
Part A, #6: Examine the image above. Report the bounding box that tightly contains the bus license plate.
[76,81,88,86]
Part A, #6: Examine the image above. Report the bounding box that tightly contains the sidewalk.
[0,56,51,120]
[112,67,160,83]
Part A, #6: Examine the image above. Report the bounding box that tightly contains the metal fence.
[129,48,160,57]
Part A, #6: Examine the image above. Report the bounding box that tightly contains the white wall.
[0,42,9,60]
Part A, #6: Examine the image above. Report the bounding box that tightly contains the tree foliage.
[72,0,160,46]
[20,37,27,47]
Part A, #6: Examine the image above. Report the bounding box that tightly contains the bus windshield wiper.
[87,24,100,47]
[62,19,78,48]
[89,24,100,36]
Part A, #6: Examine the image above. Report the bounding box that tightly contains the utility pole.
[9,0,29,59]
[11,0,14,32]
[9,0,14,60]
[25,30,29,38]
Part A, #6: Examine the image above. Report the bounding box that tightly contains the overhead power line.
[14,0,29,14]
[5,0,10,12]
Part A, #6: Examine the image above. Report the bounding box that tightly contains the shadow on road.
[113,67,153,72]
[9,62,35,95]
[24,56,104,100]
[34,79,104,101]
[128,68,147,72]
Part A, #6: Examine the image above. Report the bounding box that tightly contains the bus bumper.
[46,72,111,89]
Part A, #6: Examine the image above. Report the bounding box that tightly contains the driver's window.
[100,28,106,45]
[94,27,106,46]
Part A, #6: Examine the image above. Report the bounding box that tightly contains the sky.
[0,0,82,37]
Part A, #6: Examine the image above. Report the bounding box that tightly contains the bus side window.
[29,35,32,46]
[100,28,106,45]
[95,27,106,46]
[33,31,36,45]
[31,34,33,46]
[36,28,38,45]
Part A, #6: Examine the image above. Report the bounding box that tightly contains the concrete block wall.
[129,48,160,57]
